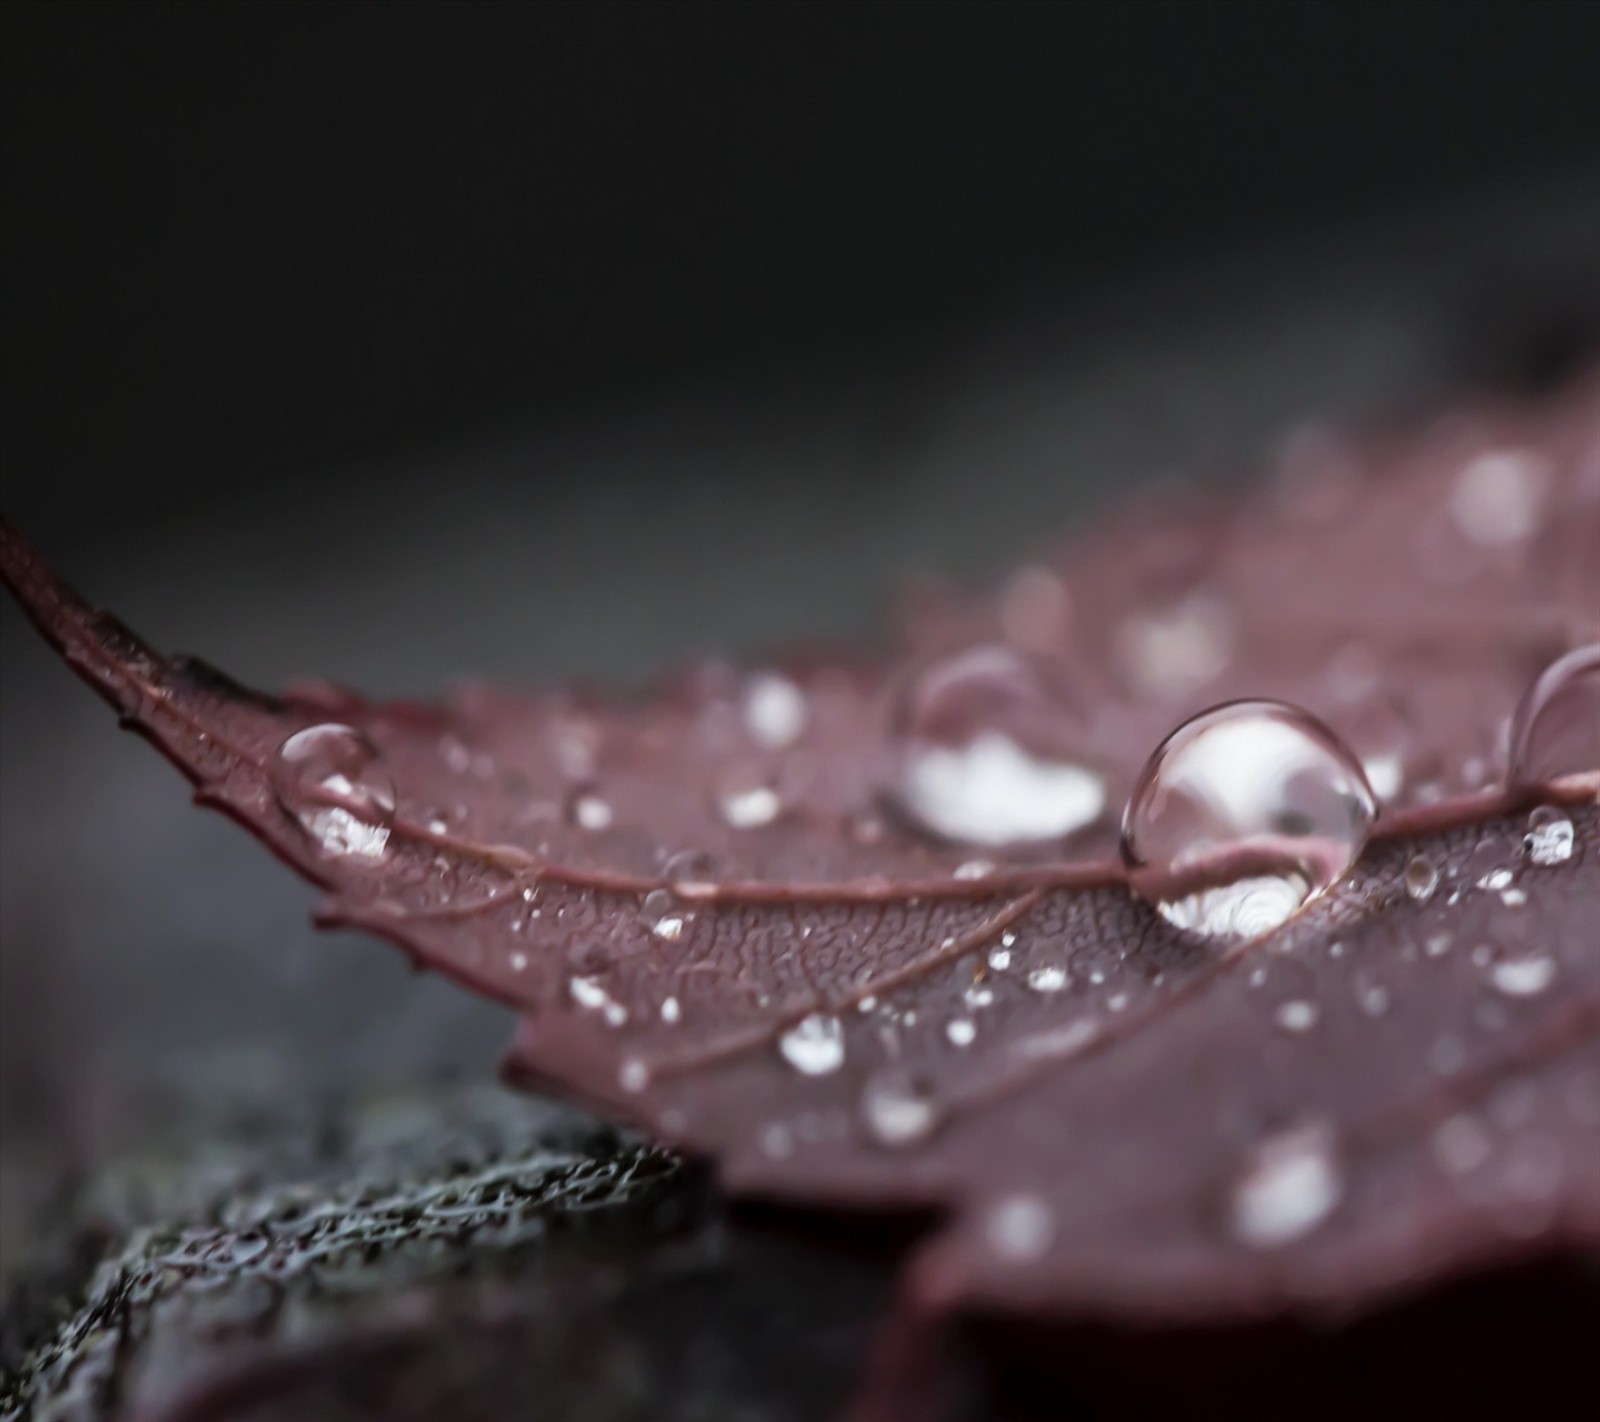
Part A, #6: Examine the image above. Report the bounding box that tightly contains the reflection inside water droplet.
[1121,700,1376,939]
[273,723,396,860]
[890,645,1104,846]
[1524,806,1575,866]
[1508,644,1600,790]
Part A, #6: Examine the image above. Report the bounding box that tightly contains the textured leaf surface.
[2,378,1598,1339]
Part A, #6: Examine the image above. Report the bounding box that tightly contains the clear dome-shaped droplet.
[1508,644,1600,790]
[1404,855,1439,901]
[1121,700,1376,939]
[890,644,1104,846]
[273,723,396,860]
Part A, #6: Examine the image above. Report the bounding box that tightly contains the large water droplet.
[273,724,396,860]
[1121,700,1376,939]
[778,1014,845,1076]
[1228,1124,1341,1248]
[890,645,1104,846]
[1508,644,1600,790]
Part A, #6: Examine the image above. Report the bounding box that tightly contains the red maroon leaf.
[2,378,1597,1358]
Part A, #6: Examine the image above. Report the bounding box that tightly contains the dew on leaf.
[986,1194,1055,1263]
[861,1069,940,1147]
[1488,953,1557,998]
[1274,999,1319,1033]
[1121,699,1376,939]
[743,672,807,749]
[1115,591,1234,701]
[1524,806,1575,867]
[1448,450,1547,548]
[1228,1125,1341,1248]
[890,644,1104,845]
[778,1014,845,1076]
[272,723,396,861]
[569,975,628,1026]
[567,789,614,831]
[1404,855,1440,901]
[1027,966,1067,993]
[1433,1114,1493,1176]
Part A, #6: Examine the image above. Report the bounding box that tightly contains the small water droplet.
[1449,450,1546,547]
[1489,952,1557,997]
[861,1069,939,1147]
[569,975,628,1026]
[1027,966,1068,993]
[272,724,396,860]
[1404,856,1439,901]
[618,1057,651,1093]
[954,859,996,880]
[1355,967,1391,1018]
[987,946,1013,971]
[1116,592,1235,701]
[568,790,614,832]
[1433,1114,1492,1175]
[743,673,807,749]
[946,1018,977,1047]
[778,1014,845,1075]
[1524,806,1575,866]
[1274,999,1318,1033]
[1424,930,1454,958]
[714,763,783,829]
[1508,644,1600,789]
[890,645,1104,846]
[964,984,995,1009]
[652,915,686,941]
[660,995,681,1024]
[986,1194,1054,1262]
[1476,868,1514,892]
[1228,1125,1341,1248]
[1121,700,1375,939]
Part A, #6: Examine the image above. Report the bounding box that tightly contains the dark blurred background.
[2,3,1599,1405]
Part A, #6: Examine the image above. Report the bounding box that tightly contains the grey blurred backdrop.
[4,3,1600,1207]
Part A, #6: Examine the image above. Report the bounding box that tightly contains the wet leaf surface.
[2,377,1598,1412]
